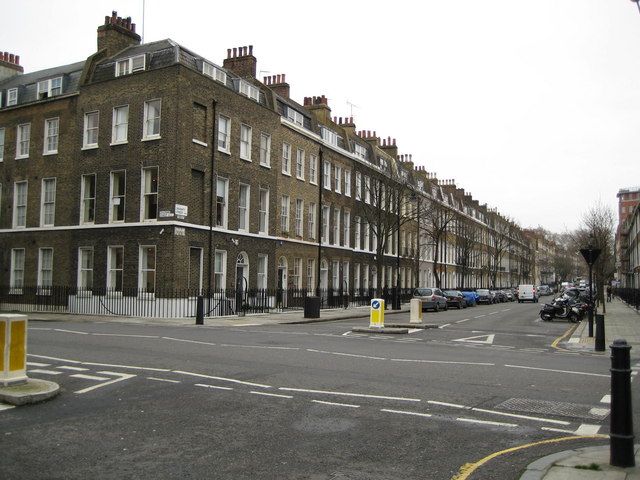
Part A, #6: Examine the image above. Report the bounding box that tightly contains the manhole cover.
[495,397,609,420]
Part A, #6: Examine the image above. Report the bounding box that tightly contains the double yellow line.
[451,434,607,479]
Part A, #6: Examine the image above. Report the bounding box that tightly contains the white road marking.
[453,334,495,344]
[455,319,471,324]
[471,407,569,425]
[54,329,89,335]
[428,400,466,409]
[29,354,82,364]
[382,409,432,418]
[474,315,486,319]
[26,362,50,367]
[457,417,517,428]
[279,387,421,402]
[93,333,159,338]
[148,377,181,384]
[391,358,494,366]
[75,372,136,394]
[505,364,609,377]
[600,394,611,404]
[307,349,386,360]
[0,403,16,412]
[71,374,111,381]
[312,400,359,408]
[440,323,452,328]
[196,383,233,391]
[250,391,293,399]
[589,408,610,417]
[575,424,602,435]
[57,366,89,371]
[162,337,216,346]
[174,370,272,389]
[83,362,171,372]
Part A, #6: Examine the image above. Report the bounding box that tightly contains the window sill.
[192,139,208,147]
[43,151,58,156]
[142,136,161,142]
[81,145,98,151]
[110,140,128,146]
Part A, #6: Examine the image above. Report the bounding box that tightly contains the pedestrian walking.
[607,285,612,302]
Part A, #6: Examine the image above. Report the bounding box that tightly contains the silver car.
[412,288,448,312]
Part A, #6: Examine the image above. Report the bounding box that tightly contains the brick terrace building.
[0,13,535,317]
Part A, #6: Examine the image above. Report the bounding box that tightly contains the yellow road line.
[551,323,578,350]
[450,434,607,480]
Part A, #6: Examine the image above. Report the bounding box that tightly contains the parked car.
[476,289,494,305]
[443,290,466,309]
[502,290,514,302]
[412,288,448,312]
[538,285,552,296]
[493,290,506,303]
[460,291,478,306]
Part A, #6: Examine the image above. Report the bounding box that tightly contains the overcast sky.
[3,0,638,233]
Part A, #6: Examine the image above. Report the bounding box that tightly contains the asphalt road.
[2,300,635,479]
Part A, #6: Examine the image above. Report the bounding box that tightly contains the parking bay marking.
[74,371,137,394]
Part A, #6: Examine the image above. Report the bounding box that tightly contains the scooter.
[539,297,580,322]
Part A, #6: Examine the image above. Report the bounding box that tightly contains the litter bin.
[304,296,321,319]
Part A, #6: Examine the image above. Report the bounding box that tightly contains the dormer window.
[379,157,388,171]
[353,143,368,161]
[321,127,339,147]
[239,80,260,102]
[203,62,227,84]
[286,107,304,127]
[37,77,62,99]
[116,55,145,77]
[7,88,18,106]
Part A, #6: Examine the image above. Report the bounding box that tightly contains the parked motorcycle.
[539,297,582,322]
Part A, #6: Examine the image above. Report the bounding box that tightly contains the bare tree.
[454,217,482,289]
[486,216,515,289]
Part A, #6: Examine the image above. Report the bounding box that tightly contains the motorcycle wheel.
[568,313,578,323]
[539,312,552,321]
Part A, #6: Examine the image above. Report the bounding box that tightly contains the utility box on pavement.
[370,299,385,328]
[0,314,28,386]
[304,296,321,319]
[410,299,423,323]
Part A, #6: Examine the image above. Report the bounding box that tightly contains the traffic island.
[0,378,60,406]
[384,323,439,329]
[1,314,60,406]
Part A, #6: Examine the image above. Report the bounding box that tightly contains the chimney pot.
[233,47,237,57]
[227,48,232,58]
[282,73,285,83]
[249,45,253,55]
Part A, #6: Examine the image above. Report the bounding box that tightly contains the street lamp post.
[580,237,601,338]
[393,189,401,310]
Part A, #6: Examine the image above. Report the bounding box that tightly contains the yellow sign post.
[0,314,28,386]
[369,298,385,328]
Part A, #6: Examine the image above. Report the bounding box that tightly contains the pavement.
[2,295,640,478]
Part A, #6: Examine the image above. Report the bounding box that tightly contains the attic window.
[321,127,340,147]
[239,80,260,102]
[379,157,388,170]
[203,62,227,84]
[7,88,18,106]
[116,55,145,77]
[285,107,304,126]
[353,143,368,161]
[37,77,62,99]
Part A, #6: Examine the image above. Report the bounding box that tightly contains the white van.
[518,284,538,303]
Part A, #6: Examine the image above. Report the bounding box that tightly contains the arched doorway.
[235,252,249,314]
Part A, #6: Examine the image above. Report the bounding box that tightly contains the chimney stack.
[97,11,141,57]
[223,45,257,78]
[0,51,24,81]
[263,73,290,98]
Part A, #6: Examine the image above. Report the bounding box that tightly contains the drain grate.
[495,397,610,420]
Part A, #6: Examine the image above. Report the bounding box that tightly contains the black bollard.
[610,339,635,468]
[196,295,204,325]
[595,314,605,352]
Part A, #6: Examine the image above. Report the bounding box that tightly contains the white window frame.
[295,199,303,237]
[344,169,351,197]
[309,154,317,184]
[323,161,331,190]
[16,123,30,158]
[281,195,290,234]
[0,127,4,162]
[110,170,126,223]
[7,88,18,106]
[257,254,268,290]
[37,77,62,99]
[214,249,227,290]
[112,105,129,144]
[107,246,124,293]
[141,167,158,221]
[322,206,330,243]
[308,202,316,240]
[116,55,145,76]
[354,216,361,250]
[286,107,304,126]
[216,177,229,228]
[238,183,250,232]
[218,115,231,153]
[143,99,161,139]
[239,80,259,102]
[259,133,271,167]
[80,174,96,224]
[38,247,53,294]
[43,118,59,155]
[139,245,156,293]
[78,247,94,292]
[343,210,351,248]
[83,112,99,149]
[240,124,252,161]
[10,249,25,293]
[203,62,227,84]
[292,258,302,289]
[334,165,342,193]
[295,148,305,180]
[13,180,28,228]
[282,143,291,175]
[40,178,56,227]
[333,208,341,246]
[355,172,362,201]
[306,259,315,294]
[259,187,269,235]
